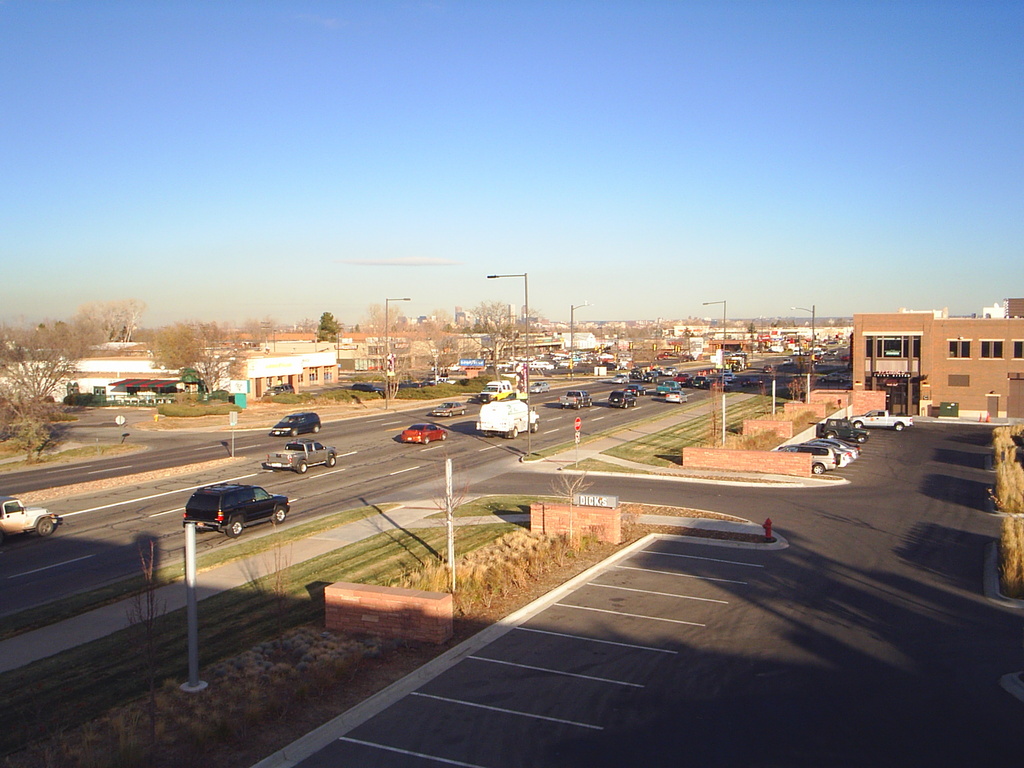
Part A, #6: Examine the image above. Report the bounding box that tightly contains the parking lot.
[294,536,780,767]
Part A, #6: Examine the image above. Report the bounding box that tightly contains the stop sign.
[574,417,582,432]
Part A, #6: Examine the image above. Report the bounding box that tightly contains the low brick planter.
[530,502,621,544]
[681,447,812,477]
[324,582,453,644]
[742,419,793,439]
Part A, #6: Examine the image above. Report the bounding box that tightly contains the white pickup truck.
[0,496,62,545]
[850,410,913,431]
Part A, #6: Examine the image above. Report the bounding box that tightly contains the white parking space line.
[555,602,706,627]
[588,582,729,604]
[409,692,603,730]
[61,473,261,518]
[86,465,133,474]
[388,466,420,476]
[645,551,765,568]
[467,656,643,687]
[7,554,95,579]
[149,506,184,518]
[337,737,489,768]
[615,564,748,586]
[514,626,678,654]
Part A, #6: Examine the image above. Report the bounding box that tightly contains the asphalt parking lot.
[293,536,781,768]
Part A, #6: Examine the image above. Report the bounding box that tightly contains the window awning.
[109,378,181,392]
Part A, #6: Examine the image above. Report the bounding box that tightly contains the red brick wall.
[682,447,813,477]
[851,390,886,413]
[784,401,827,418]
[530,502,621,544]
[324,582,453,644]
[742,419,794,439]
[810,390,850,409]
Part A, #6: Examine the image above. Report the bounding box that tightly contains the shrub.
[1000,515,1024,599]
[158,402,241,418]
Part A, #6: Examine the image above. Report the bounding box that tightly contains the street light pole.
[703,300,728,446]
[384,297,410,411]
[791,305,816,403]
[487,273,531,457]
[569,301,590,379]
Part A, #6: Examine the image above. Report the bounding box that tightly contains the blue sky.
[2,1,1021,327]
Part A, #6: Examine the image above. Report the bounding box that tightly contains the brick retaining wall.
[681,447,813,477]
[784,401,827,419]
[324,582,453,644]
[742,419,794,439]
[530,502,621,544]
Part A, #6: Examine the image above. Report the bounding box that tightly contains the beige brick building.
[853,305,1024,419]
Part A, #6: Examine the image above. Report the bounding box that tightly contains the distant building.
[853,303,1024,419]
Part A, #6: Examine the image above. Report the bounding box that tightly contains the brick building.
[852,303,1024,419]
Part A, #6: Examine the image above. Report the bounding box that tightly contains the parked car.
[262,439,337,474]
[266,383,294,395]
[816,418,869,444]
[806,437,861,459]
[529,380,551,394]
[269,412,321,436]
[773,444,838,475]
[850,410,913,430]
[399,423,448,444]
[183,484,290,537]
[608,390,638,408]
[429,402,467,417]
[350,382,384,394]
[801,440,855,468]
[0,496,62,545]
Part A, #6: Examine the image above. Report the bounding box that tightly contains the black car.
[350,382,385,394]
[608,390,638,408]
[183,484,289,537]
[623,384,647,397]
[269,412,321,437]
[267,383,295,395]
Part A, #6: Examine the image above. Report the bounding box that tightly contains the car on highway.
[623,383,647,397]
[399,423,448,444]
[269,412,321,437]
[428,402,467,417]
[0,496,62,545]
[607,390,638,408]
[662,391,689,404]
[183,484,290,537]
[528,380,551,394]
[610,374,629,384]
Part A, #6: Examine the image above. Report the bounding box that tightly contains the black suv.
[183,484,289,537]
[267,383,295,395]
[608,390,638,408]
[269,412,321,437]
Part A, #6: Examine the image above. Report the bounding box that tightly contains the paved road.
[263,422,1024,767]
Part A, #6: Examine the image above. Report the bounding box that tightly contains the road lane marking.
[477,445,499,451]
[644,550,764,568]
[61,473,261,518]
[7,554,95,579]
[337,738,488,768]
[149,507,184,518]
[514,626,678,654]
[588,582,728,604]
[555,602,706,627]
[337,451,357,457]
[382,421,404,427]
[45,466,83,473]
[615,564,747,585]
[315,469,346,477]
[409,692,603,730]
[388,466,419,476]
[86,465,133,475]
[467,655,643,687]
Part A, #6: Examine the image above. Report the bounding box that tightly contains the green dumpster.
[938,401,959,417]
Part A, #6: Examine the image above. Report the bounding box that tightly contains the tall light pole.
[791,305,816,403]
[703,300,728,446]
[487,273,531,457]
[569,301,590,379]
[384,297,410,411]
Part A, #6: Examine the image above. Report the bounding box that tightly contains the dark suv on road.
[183,484,290,537]
[608,390,638,408]
[269,412,321,436]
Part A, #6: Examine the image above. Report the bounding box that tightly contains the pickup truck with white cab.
[851,410,913,431]
[477,380,518,404]
[262,439,338,474]
[0,495,62,545]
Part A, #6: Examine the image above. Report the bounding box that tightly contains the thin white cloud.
[338,257,461,267]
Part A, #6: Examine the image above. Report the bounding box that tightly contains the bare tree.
[151,322,244,393]
[550,471,592,545]
[408,310,464,376]
[76,299,146,343]
[125,538,164,765]
[472,300,520,376]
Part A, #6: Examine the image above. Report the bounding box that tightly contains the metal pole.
[181,522,207,692]
[488,274,531,457]
[445,459,455,592]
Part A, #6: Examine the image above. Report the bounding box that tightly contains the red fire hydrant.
[763,517,773,542]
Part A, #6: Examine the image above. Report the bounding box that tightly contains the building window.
[1013,340,1023,359]
[980,340,1004,359]
[948,374,970,387]
[948,340,971,358]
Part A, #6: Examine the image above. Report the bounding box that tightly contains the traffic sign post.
[574,417,582,465]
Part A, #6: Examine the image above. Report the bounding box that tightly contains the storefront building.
[853,307,1024,419]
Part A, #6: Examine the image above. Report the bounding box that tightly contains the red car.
[672,373,691,384]
[399,423,448,444]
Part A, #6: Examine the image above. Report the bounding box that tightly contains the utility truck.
[476,400,539,439]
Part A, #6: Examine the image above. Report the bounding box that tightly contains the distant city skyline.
[3,2,1021,326]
